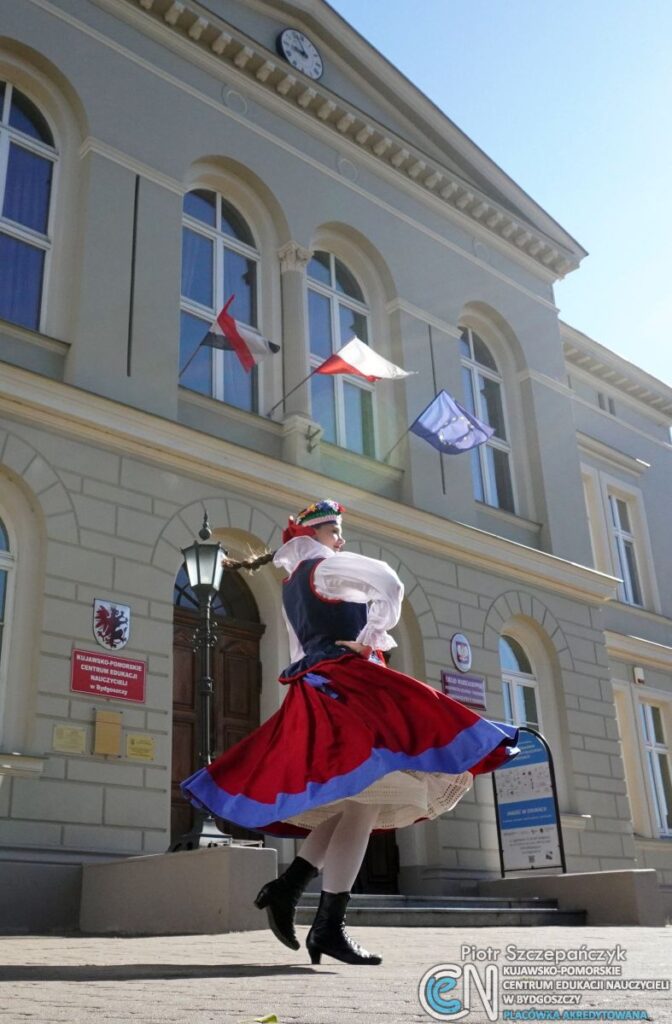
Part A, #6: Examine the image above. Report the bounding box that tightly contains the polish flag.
[203,296,279,372]
[315,337,414,381]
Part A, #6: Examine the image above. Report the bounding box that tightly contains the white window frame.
[581,466,660,614]
[608,493,643,606]
[639,701,672,838]
[0,81,57,333]
[307,251,376,458]
[0,515,16,746]
[502,671,542,730]
[179,189,263,410]
[460,326,515,513]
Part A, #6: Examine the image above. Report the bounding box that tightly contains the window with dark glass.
[179,190,259,412]
[608,494,644,606]
[307,251,374,457]
[639,702,672,836]
[0,84,55,331]
[460,326,514,513]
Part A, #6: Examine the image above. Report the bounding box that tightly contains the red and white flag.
[203,296,279,372]
[315,337,414,381]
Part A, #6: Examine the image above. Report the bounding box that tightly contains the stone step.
[299,893,558,909]
[296,894,587,927]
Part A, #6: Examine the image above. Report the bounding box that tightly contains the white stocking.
[321,801,380,894]
[297,812,342,870]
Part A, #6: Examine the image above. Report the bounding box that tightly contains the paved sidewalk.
[0,926,670,1024]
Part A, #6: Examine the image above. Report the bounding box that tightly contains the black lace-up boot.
[254,856,319,951]
[306,890,382,965]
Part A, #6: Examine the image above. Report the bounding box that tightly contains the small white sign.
[450,632,472,673]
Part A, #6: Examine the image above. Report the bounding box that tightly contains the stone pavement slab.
[0,926,670,1024]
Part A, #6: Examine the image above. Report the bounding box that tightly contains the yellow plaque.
[126,733,155,761]
[93,709,122,756]
[52,724,87,755]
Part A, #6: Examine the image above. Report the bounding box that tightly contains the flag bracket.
[306,426,322,452]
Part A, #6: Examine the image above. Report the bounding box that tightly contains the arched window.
[0,82,56,330]
[307,250,375,457]
[499,634,540,729]
[173,564,260,623]
[460,327,514,513]
[179,189,260,412]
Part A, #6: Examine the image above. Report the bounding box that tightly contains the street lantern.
[171,510,231,851]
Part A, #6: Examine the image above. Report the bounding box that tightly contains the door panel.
[171,608,264,843]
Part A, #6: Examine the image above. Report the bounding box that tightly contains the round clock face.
[277,29,324,81]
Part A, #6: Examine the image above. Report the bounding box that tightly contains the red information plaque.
[71,648,146,703]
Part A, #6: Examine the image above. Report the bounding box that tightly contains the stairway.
[296,892,586,927]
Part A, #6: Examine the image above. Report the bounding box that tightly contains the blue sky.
[329,0,672,389]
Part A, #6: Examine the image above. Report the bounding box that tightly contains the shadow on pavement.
[0,964,329,981]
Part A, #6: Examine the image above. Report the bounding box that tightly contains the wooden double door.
[171,607,265,843]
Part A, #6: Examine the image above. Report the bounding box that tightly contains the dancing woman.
[182,499,518,965]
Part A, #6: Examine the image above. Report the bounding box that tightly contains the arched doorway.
[171,564,265,843]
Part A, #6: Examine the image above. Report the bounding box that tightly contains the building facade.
[0,0,670,930]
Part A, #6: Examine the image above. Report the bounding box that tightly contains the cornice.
[98,0,580,280]
[0,363,619,606]
[385,299,462,340]
[604,630,672,672]
[79,137,184,195]
[577,433,650,477]
[562,323,672,419]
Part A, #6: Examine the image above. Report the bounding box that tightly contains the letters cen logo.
[419,963,499,1021]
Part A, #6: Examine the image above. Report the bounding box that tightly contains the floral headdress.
[282,499,345,543]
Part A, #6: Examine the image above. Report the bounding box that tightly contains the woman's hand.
[336,641,372,658]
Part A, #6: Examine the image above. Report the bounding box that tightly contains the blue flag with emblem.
[409,389,495,453]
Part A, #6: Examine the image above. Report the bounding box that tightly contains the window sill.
[473,500,542,532]
[609,601,668,625]
[0,752,45,778]
[320,439,403,482]
[178,386,282,437]
[633,834,672,849]
[0,316,69,355]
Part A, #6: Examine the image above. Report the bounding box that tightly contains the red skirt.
[181,655,518,836]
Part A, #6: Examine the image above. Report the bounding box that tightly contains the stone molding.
[120,0,578,279]
[0,427,79,544]
[277,240,312,274]
[481,589,575,672]
[0,363,621,606]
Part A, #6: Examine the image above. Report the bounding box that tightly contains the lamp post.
[171,510,232,850]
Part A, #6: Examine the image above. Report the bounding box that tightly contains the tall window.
[308,251,375,458]
[608,494,643,606]
[0,83,56,330]
[460,327,514,513]
[639,703,672,837]
[179,189,259,412]
[500,634,540,729]
[0,517,11,675]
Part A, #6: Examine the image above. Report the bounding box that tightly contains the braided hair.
[221,550,275,574]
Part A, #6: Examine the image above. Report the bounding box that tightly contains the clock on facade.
[276,28,324,80]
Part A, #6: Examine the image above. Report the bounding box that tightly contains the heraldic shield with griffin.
[93,599,131,650]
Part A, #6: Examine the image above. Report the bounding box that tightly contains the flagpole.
[381,425,413,464]
[178,338,206,379]
[266,367,318,418]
